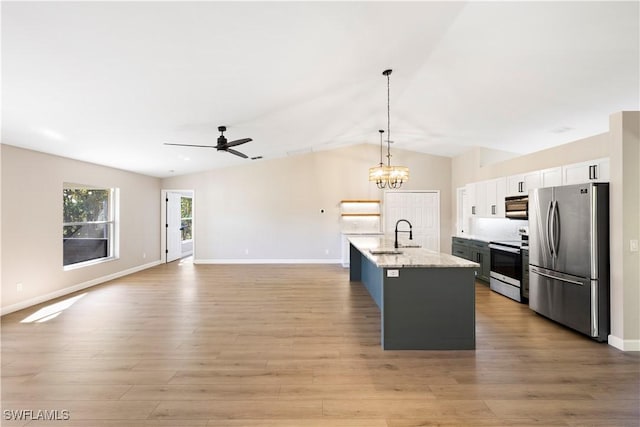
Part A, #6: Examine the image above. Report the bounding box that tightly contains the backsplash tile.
[471,218,528,240]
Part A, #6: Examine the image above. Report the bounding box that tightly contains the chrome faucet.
[394,219,413,249]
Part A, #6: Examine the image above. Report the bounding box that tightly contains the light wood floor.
[2,260,639,426]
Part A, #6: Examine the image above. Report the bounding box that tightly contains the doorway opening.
[161,189,194,263]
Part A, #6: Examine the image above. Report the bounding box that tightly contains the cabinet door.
[507,170,545,196]
[540,167,562,188]
[485,180,496,216]
[562,158,610,185]
[493,178,506,217]
[466,183,477,217]
[593,158,610,181]
[562,162,590,185]
[480,248,491,282]
[452,243,470,259]
[475,181,487,217]
[523,171,542,194]
[507,174,527,196]
[483,178,506,217]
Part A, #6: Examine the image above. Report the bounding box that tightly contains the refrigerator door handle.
[530,267,584,286]
[546,201,555,258]
[553,200,561,257]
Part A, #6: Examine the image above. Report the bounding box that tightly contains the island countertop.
[348,235,479,269]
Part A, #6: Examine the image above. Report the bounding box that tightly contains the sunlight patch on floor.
[20,293,87,323]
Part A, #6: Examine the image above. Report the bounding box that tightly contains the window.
[181,196,192,241]
[63,185,117,268]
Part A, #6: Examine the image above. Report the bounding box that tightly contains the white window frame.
[63,185,119,270]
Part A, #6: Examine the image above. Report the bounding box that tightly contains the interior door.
[384,191,440,251]
[166,192,182,262]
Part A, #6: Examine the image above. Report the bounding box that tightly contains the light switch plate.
[631,239,639,252]
[387,269,399,278]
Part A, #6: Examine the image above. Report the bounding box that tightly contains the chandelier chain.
[386,71,392,166]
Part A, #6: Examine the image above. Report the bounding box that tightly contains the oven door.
[489,244,522,285]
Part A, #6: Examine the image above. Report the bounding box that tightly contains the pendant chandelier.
[368,69,409,189]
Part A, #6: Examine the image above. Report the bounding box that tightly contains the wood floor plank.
[150,399,323,420]
[120,384,280,401]
[1,261,638,426]
[321,399,496,418]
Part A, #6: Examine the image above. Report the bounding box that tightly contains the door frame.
[160,189,195,263]
[456,186,467,235]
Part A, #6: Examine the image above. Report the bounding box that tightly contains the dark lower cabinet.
[522,248,529,300]
[452,237,490,283]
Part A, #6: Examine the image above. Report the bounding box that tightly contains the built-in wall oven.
[489,240,525,303]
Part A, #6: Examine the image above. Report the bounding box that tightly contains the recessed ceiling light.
[551,126,574,134]
[40,128,66,141]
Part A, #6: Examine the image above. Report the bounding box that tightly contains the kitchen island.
[349,236,479,350]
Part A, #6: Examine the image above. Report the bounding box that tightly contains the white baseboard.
[1,260,162,316]
[194,258,343,265]
[608,334,640,351]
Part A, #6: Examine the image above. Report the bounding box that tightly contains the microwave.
[505,195,528,219]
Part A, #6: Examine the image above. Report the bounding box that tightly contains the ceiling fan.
[164,126,252,159]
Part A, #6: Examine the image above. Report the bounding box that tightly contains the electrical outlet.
[387,270,400,278]
[325,249,329,255]
[142,252,147,259]
[245,249,249,255]
[16,283,23,293]
[631,239,639,253]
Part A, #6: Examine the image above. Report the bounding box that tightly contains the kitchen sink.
[369,249,403,255]
[397,244,421,248]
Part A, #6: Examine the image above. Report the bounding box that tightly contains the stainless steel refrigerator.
[529,183,609,341]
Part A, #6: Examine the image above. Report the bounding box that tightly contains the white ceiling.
[2,1,638,178]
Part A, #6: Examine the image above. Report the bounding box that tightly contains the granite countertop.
[341,231,384,235]
[349,236,480,269]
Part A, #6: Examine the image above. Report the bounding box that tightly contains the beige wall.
[161,143,452,261]
[452,132,610,192]
[609,112,640,349]
[1,145,162,313]
[451,111,640,350]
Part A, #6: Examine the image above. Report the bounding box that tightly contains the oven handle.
[488,244,521,254]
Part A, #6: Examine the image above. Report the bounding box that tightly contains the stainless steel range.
[488,239,527,303]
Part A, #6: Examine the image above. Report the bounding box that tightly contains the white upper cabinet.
[506,167,562,196]
[506,171,542,196]
[562,158,610,185]
[485,177,506,217]
[540,167,562,187]
[467,178,506,218]
[465,182,478,217]
[462,159,609,223]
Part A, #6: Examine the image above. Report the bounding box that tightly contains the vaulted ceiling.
[2,1,638,177]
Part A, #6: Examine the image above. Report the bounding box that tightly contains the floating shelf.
[340,199,380,203]
[341,213,381,217]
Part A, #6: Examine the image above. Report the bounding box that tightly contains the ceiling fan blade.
[225,138,252,148]
[226,148,248,159]
[164,142,215,148]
